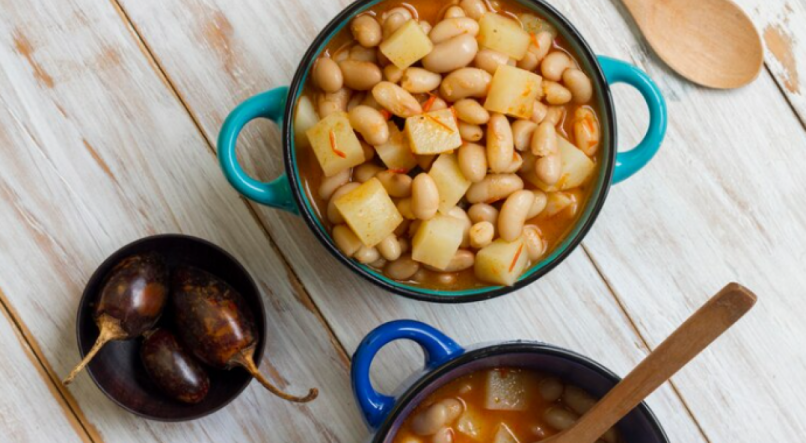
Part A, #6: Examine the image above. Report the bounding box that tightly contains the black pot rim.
[74,233,267,421]
[283,0,617,303]
[370,342,670,442]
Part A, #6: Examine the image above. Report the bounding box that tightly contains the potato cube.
[474,238,528,286]
[334,178,403,247]
[429,153,471,213]
[405,108,462,155]
[294,95,319,148]
[375,122,418,172]
[478,13,531,60]
[485,369,536,411]
[522,136,597,191]
[412,214,464,269]
[306,111,365,177]
[456,406,486,441]
[544,191,576,217]
[380,20,434,69]
[493,424,519,443]
[484,65,542,119]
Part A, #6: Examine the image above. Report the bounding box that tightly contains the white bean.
[498,190,535,241]
[318,88,352,118]
[412,173,439,220]
[458,121,483,141]
[468,203,499,226]
[375,170,412,197]
[313,57,343,93]
[354,163,384,183]
[377,234,403,261]
[527,190,548,218]
[332,224,362,257]
[522,225,545,261]
[543,80,572,105]
[443,5,466,19]
[535,153,562,185]
[372,81,423,117]
[541,51,573,81]
[429,17,479,44]
[439,68,492,101]
[453,99,490,125]
[422,34,479,73]
[563,386,597,415]
[354,245,380,264]
[349,105,389,145]
[469,221,494,249]
[400,68,442,93]
[383,64,404,83]
[426,249,475,272]
[457,142,487,183]
[339,60,383,91]
[531,121,558,156]
[538,377,564,402]
[351,15,382,48]
[512,119,537,152]
[411,402,449,436]
[459,0,488,20]
[385,255,420,280]
[487,113,515,173]
[574,107,600,156]
[318,168,351,200]
[466,174,524,203]
[474,48,513,74]
[563,68,593,103]
[544,407,579,431]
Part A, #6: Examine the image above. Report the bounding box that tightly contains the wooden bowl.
[75,234,266,421]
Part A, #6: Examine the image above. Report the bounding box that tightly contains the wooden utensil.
[621,0,763,89]
[543,282,757,443]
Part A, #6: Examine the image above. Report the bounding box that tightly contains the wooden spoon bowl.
[622,0,763,88]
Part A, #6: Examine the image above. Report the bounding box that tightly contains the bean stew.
[293,0,602,290]
[391,367,622,443]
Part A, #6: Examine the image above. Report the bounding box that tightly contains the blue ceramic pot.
[351,320,669,442]
[218,0,667,302]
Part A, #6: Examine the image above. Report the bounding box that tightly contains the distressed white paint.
[1,0,804,442]
[735,0,806,122]
[0,0,361,441]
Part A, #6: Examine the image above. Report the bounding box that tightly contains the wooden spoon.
[543,283,757,443]
[621,0,763,89]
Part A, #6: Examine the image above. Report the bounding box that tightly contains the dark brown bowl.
[75,234,266,421]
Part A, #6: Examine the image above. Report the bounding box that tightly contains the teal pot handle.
[218,86,299,214]
[598,56,668,184]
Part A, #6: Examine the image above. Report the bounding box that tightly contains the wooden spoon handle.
[558,283,757,442]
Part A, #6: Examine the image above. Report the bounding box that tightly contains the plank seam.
[763,64,806,132]
[580,244,713,443]
[0,288,98,443]
[107,0,353,366]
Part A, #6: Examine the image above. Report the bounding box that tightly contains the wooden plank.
[553,1,806,441]
[0,294,89,443]
[734,0,806,124]
[115,1,709,441]
[0,0,362,441]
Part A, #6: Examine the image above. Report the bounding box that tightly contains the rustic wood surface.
[0,0,803,442]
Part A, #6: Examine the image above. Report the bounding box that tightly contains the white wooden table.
[1,0,804,441]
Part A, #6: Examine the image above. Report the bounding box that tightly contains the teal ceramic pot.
[218,0,667,303]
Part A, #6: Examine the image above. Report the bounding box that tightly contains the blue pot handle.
[217,86,299,213]
[351,320,464,430]
[598,56,668,184]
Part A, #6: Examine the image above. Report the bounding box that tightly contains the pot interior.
[285,0,615,300]
[375,345,667,442]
